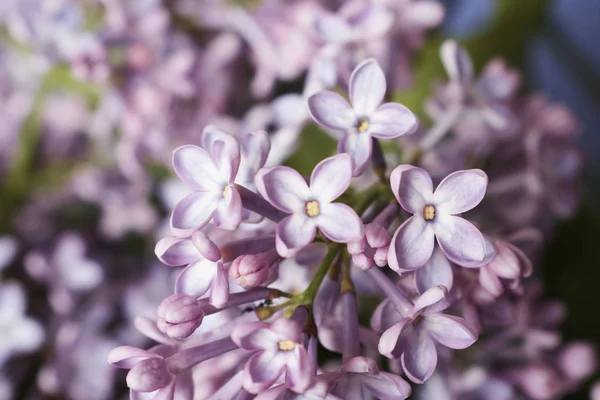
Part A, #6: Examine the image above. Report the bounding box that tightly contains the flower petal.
[316,203,363,243]
[170,191,218,236]
[172,145,221,192]
[388,216,435,271]
[231,322,279,351]
[276,215,316,258]
[307,91,354,131]
[415,247,453,294]
[243,351,287,394]
[390,165,433,214]
[440,40,473,84]
[213,186,242,231]
[201,126,241,178]
[369,103,418,139]
[423,314,478,349]
[108,346,159,369]
[378,318,414,359]
[434,215,486,265]
[154,237,199,266]
[433,169,488,215]
[175,260,216,298]
[401,329,438,384]
[479,266,503,297]
[338,132,373,176]
[209,263,230,307]
[349,59,386,115]
[285,347,314,393]
[310,154,353,203]
[362,371,412,400]
[371,298,411,333]
[412,286,450,315]
[255,166,310,214]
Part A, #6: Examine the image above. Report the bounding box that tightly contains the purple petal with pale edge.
[271,318,303,344]
[134,318,177,346]
[434,215,486,265]
[285,347,314,393]
[191,231,221,262]
[310,154,352,203]
[413,286,450,316]
[489,241,521,279]
[201,125,241,183]
[434,169,488,215]
[316,203,363,243]
[338,132,372,176]
[349,59,386,115]
[388,216,435,271]
[231,322,280,351]
[479,266,503,297]
[369,103,418,139]
[378,318,414,359]
[341,356,379,374]
[154,237,199,266]
[276,215,316,258]
[255,166,310,214]
[211,137,241,184]
[415,247,453,293]
[401,329,437,384]
[172,145,221,192]
[209,263,229,307]
[508,241,533,277]
[108,346,159,369]
[440,40,473,84]
[170,191,218,236]
[307,91,354,131]
[241,130,271,173]
[175,260,216,297]
[243,351,287,394]
[362,372,412,400]
[423,314,478,349]
[213,187,242,231]
[365,223,391,248]
[390,165,433,214]
[371,299,410,333]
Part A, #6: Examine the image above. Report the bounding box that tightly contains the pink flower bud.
[349,222,391,271]
[127,357,173,392]
[157,294,204,339]
[229,250,280,289]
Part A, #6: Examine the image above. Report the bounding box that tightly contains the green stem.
[301,244,342,303]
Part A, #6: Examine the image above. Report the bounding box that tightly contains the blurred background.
[0,0,599,399]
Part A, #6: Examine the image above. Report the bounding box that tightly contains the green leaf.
[283,124,337,176]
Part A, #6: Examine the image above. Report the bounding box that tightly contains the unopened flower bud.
[127,357,173,392]
[157,294,204,339]
[229,250,280,289]
[349,223,391,271]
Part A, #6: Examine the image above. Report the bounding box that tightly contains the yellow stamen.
[423,205,436,221]
[278,340,296,351]
[305,200,320,217]
[222,185,231,198]
[356,118,370,133]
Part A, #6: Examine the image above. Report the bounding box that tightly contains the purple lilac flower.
[155,232,229,306]
[324,356,412,399]
[170,127,243,236]
[347,222,391,271]
[256,154,363,257]
[388,165,488,270]
[373,286,478,383]
[308,59,418,175]
[231,317,313,394]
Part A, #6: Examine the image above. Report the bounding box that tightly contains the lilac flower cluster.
[0,0,595,399]
[110,43,593,399]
